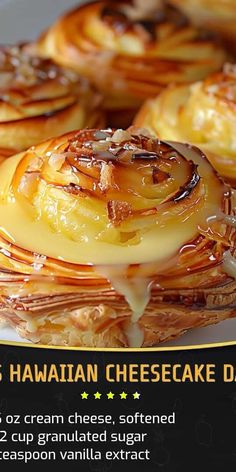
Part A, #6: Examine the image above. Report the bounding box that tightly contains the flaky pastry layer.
[0,45,104,153]
[135,64,236,183]
[30,0,227,122]
[170,0,236,53]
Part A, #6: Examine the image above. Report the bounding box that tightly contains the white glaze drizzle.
[97,264,153,347]
[124,322,144,349]
[222,251,236,279]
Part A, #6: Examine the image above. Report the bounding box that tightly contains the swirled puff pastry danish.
[170,0,236,53]
[30,0,227,126]
[0,127,234,347]
[0,44,104,156]
[135,63,236,183]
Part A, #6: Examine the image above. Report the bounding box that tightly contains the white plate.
[0,319,236,348]
[0,0,235,348]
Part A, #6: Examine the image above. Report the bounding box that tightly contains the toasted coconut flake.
[128,126,153,139]
[27,156,43,172]
[18,173,39,198]
[94,150,117,161]
[49,153,66,171]
[110,129,131,143]
[94,130,111,140]
[99,162,115,191]
[91,140,110,152]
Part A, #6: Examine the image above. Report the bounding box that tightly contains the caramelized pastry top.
[0,44,78,86]
[171,0,236,20]
[0,44,90,120]
[33,0,227,107]
[135,63,236,181]
[0,127,234,270]
[170,0,236,50]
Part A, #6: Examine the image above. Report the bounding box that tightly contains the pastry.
[0,127,234,347]
[0,44,104,154]
[0,147,17,162]
[169,0,236,53]
[135,63,236,183]
[30,0,227,126]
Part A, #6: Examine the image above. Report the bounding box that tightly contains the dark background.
[0,343,236,472]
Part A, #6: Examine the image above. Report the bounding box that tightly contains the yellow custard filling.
[0,137,225,266]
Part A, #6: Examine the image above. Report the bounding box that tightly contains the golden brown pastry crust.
[0,45,104,153]
[0,147,17,162]
[1,299,235,347]
[30,1,227,123]
[134,64,236,184]
[170,0,236,53]
[0,128,234,347]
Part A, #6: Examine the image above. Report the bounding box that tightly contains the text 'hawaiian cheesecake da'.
[0,127,235,347]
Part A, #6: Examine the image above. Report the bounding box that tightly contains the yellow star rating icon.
[94,392,102,400]
[107,392,115,400]
[120,391,128,400]
[81,391,89,400]
[80,391,140,400]
[133,392,141,400]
